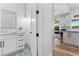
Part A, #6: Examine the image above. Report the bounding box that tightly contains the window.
[71,19,79,29]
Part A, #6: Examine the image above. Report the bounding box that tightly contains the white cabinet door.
[63,32,68,43]
[63,32,70,44]
[71,33,79,46]
[2,36,16,55]
[63,32,79,46]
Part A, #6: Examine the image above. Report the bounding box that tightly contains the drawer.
[17,34,23,37]
[17,44,25,50]
[17,39,25,44]
[17,38,24,41]
[17,36,24,39]
[17,41,25,45]
[17,46,24,50]
[17,37,24,40]
[17,41,25,44]
[17,34,23,36]
[17,44,24,48]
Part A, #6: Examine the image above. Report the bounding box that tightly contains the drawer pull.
[18,35,23,36]
[18,39,24,41]
[18,45,24,47]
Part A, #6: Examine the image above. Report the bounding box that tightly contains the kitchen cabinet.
[63,32,70,44]
[71,33,79,46]
[63,31,79,47]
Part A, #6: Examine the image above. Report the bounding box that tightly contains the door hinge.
[36,33,39,37]
[36,10,39,14]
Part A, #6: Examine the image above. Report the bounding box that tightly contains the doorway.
[26,3,54,56]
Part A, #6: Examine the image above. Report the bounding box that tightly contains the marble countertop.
[0,32,25,35]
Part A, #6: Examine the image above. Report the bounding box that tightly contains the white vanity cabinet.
[0,34,17,56]
[2,35,16,55]
[0,33,25,56]
[17,33,25,51]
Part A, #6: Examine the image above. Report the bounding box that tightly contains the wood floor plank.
[53,43,79,56]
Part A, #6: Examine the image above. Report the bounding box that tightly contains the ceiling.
[67,3,79,11]
[54,3,79,16]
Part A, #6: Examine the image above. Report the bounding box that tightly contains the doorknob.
[36,10,39,14]
[36,33,39,37]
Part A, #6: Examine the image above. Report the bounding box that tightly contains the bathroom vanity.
[0,9,25,56]
[0,33,25,56]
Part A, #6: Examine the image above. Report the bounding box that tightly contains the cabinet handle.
[0,41,2,48]
[18,45,24,47]
[18,35,23,36]
[70,33,71,38]
[3,41,4,47]
[68,33,69,37]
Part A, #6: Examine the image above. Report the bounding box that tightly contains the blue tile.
[9,47,32,56]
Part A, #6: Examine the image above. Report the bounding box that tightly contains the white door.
[37,4,53,56]
[27,3,54,56]
[25,3,37,56]
[30,3,37,56]
[2,35,16,55]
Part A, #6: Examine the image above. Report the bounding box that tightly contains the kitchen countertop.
[61,30,79,33]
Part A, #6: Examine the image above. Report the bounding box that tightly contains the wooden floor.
[53,43,79,56]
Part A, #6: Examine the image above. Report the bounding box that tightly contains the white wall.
[25,3,32,47]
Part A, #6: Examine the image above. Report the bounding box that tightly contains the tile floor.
[9,47,32,56]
